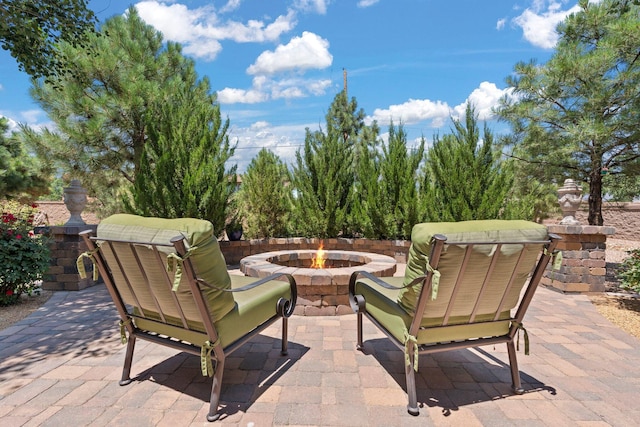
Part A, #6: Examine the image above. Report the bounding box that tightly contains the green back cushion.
[97,214,235,323]
[398,220,548,320]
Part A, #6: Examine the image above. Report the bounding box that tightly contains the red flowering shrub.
[0,201,50,306]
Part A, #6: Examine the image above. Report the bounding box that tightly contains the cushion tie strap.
[514,321,530,355]
[201,338,221,377]
[543,248,563,283]
[404,331,419,372]
[167,247,197,291]
[427,264,441,300]
[119,318,132,344]
[76,249,99,281]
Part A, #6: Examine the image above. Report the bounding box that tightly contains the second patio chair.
[349,220,560,415]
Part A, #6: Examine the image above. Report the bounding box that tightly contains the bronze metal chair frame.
[80,230,297,422]
[350,232,561,415]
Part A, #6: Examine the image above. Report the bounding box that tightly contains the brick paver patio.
[1,268,640,426]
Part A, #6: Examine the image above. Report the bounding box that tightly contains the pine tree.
[0,118,50,200]
[237,149,292,238]
[422,104,512,222]
[497,0,640,225]
[20,8,205,214]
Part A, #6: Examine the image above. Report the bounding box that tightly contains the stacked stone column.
[542,224,615,293]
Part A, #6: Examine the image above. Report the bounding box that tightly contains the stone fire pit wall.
[219,237,410,265]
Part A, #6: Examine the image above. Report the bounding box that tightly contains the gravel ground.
[589,238,640,340]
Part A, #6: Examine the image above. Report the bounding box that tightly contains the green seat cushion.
[97,214,235,324]
[132,274,291,349]
[355,277,511,345]
[398,220,548,320]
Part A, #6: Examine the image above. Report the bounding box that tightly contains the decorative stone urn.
[558,179,582,225]
[63,180,88,226]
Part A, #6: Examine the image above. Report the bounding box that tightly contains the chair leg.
[405,348,419,416]
[356,311,364,350]
[207,358,225,422]
[281,317,289,356]
[507,341,524,394]
[119,335,136,386]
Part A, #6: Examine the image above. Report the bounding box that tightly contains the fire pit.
[240,248,397,315]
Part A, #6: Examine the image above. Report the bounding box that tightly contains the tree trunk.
[587,172,604,226]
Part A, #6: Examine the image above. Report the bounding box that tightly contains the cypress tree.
[422,104,512,222]
[123,72,235,234]
[237,148,292,238]
[291,91,366,237]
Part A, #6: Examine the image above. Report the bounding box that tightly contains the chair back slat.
[469,243,502,323]
[442,244,473,325]
[492,244,529,321]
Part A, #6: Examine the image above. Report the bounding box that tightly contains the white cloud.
[247,32,332,75]
[294,0,331,14]
[217,87,268,104]
[220,0,242,13]
[513,1,581,49]
[358,0,380,7]
[134,1,297,60]
[496,18,506,30]
[452,81,511,121]
[229,121,309,172]
[370,99,451,128]
[218,76,332,104]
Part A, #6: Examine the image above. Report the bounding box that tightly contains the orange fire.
[310,244,327,269]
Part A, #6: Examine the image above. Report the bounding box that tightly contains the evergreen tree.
[291,91,366,237]
[123,76,236,234]
[20,8,203,214]
[422,104,512,222]
[237,149,292,238]
[0,0,96,79]
[356,122,424,239]
[497,0,640,225]
[0,118,50,200]
[380,123,425,239]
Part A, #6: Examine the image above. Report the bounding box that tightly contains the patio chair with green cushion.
[78,214,297,422]
[349,220,560,416]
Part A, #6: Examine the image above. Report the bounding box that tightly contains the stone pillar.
[39,225,99,291]
[542,224,615,292]
[39,181,98,291]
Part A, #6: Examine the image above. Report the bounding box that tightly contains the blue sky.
[0,0,583,171]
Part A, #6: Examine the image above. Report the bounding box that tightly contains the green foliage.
[237,149,292,238]
[0,201,50,306]
[291,91,365,238]
[21,8,204,215]
[619,249,640,294]
[422,105,513,222]
[356,122,424,239]
[123,78,236,235]
[0,118,51,200]
[497,0,640,225]
[0,0,96,79]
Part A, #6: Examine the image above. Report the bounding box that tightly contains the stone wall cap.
[546,224,616,235]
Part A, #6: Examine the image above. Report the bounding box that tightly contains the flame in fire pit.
[310,244,327,268]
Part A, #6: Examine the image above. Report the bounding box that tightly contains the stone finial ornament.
[63,179,88,226]
[558,178,582,225]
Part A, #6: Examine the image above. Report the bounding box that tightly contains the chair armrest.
[197,273,297,317]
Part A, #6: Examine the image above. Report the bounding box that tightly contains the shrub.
[0,201,50,306]
[618,249,640,294]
